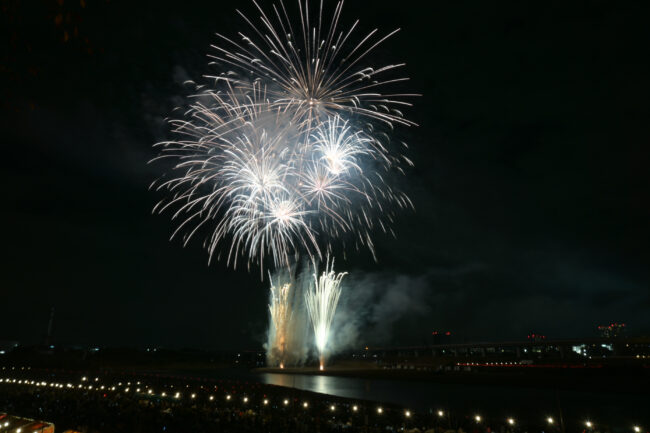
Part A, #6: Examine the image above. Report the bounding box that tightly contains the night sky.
[2,0,649,350]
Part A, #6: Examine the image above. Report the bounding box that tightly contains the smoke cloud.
[265,264,434,366]
[328,271,432,354]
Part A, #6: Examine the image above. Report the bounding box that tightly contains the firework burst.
[153,0,416,271]
[210,0,417,129]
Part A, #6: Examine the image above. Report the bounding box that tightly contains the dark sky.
[2,0,649,350]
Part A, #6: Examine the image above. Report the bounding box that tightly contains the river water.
[195,369,649,426]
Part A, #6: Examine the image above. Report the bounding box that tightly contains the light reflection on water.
[261,373,375,402]
[314,375,328,395]
[259,372,504,410]
[256,371,649,424]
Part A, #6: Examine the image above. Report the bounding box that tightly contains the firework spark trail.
[212,0,418,129]
[153,0,417,271]
[266,267,313,367]
[305,259,347,370]
[268,278,292,368]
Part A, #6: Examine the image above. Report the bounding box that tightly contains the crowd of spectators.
[0,369,613,433]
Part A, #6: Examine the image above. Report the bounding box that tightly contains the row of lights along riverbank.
[0,375,645,432]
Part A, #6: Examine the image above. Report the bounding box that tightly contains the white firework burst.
[153,0,416,271]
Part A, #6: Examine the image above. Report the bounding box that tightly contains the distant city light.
[226,395,231,400]
[209,395,214,401]
[191,393,196,399]
[586,421,593,428]
[475,415,482,422]
[330,405,336,411]
[377,407,383,414]
[303,402,309,408]
[633,427,641,433]
[438,410,444,417]
[405,410,411,417]
[263,399,269,405]
[507,418,515,425]
[547,417,554,424]
[243,397,249,403]
[352,405,358,412]
[284,399,289,405]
